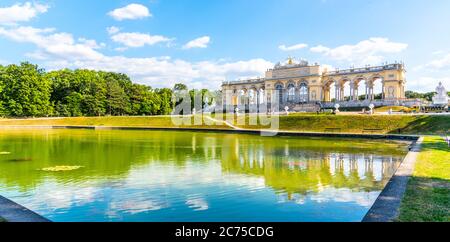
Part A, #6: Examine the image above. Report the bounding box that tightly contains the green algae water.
[0,128,409,222]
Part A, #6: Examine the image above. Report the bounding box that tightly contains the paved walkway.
[363,137,424,222]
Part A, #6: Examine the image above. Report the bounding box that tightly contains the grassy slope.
[0,114,448,135]
[234,114,449,135]
[398,137,450,222]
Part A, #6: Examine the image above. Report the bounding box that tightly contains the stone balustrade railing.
[222,78,265,85]
[324,64,404,76]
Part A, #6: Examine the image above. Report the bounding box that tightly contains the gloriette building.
[221,58,416,112]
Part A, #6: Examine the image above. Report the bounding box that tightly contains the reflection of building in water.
[220,139,403,200]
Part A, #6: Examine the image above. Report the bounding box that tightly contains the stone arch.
[297,79,308,87]
[337,77,351,85]
[322,79,336,102]
[338,77,352,101]
[369,74,385,100]
[274,82,284,89]
[352,76,366,101]
[370,73,385,80]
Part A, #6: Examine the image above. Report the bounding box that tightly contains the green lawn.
[0,114,449,135]
[398,136,450,222]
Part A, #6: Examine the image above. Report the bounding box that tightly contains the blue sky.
[0,0,449,91]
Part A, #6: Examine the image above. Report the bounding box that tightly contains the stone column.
[307,87,311,103]
[320,87,326,101]
[335,83,339,102]
[256,91,260,105]
[365,82,370,100]
[349,82,354,101]
[371,85,375,100]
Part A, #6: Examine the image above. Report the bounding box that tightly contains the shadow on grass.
[398,176,449,222]
[391,115,450,135]
[420,139,450,152]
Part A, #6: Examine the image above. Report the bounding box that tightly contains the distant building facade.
[221,58,413,111]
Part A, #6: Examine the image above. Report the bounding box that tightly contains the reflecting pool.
[0,129,409,222]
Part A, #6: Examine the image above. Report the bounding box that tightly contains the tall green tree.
[155,88,173,115]
[0,62,52,117]
[173,83,188,91]
[106,80,129,116]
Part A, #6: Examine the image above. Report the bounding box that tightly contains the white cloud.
[0,26,271,89]
[183,36,210,49]
[310,38,408,65]
[310,45,330,53]
[0,2,49,25]
[78,38,105,49]
[106,26,120,35]
[424,53,450,70]
[0,26,103,61]
[278,43,308,51]
[111,32,173,48]
[108,4,151,21]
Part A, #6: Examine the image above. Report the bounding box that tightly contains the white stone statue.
[369,104,375,115]
[334,104,340,113]
[432,82,449,105]
[284,106,290,115]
